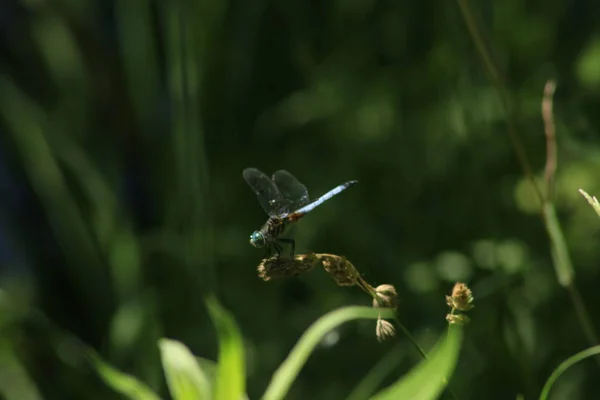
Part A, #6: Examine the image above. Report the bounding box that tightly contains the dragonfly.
[243,167,358,257]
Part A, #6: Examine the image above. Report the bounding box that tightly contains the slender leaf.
[159,339,211,400]
[346,342,406,400]
[262,306,395,400]
[370,325,462,400]
[89,352,161,400]
[539,345,600,400]
[115,0,159,126]
[0,339,43,400]
[205,295,246,400]
[0,76,109,310]
[544,203,574,287]
[579,189,600,218]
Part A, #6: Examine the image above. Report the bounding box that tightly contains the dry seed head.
[375,318,396,342]
[446,282,474,312]
[257,253,318,281]
[321,254,360,287]
[372,284,398,309]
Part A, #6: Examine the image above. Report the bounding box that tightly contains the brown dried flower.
[445,282,474,312]
[375,318,396,342]
[372,284,398,309]
[257,253,319,281]
[321,254,360,287]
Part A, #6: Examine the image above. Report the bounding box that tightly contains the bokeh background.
[1,0,600,399]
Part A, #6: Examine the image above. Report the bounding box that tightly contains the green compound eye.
[249,231,266,248]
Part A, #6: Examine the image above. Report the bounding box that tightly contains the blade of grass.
[89,351,162,400]
[159,339,212,400]
[579,189,600,218]
[262,306,395,400]
[454,0,544,208]
[162,0,216,290]
[539,345,600,400]
[115,0,159,127]
[455,0,599,353]
[345,342,406,400]
[30,10,85,98]
[539,82,598,347]
[0,339,43,400]
[370,326,463,400]
[205,295,246,400]
[0,76,110,316]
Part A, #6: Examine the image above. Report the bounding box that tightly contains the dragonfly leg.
[264,246,273,259]
[277,238,295,257]
[272,242,283,258]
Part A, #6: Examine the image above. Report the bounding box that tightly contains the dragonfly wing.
[272,170,310,211]
[243,168,285,216]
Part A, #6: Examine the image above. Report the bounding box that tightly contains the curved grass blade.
[205,296,246,400]
[89,352,161,400]
[539,345,600,400]
[0,339,43,400]
[370,325,462,400]
[579,189,600,218]
[194,357,218,385]
[345,342,406,400]
[0,76,109,312]
[158,339,211,400]
[262,306,395,400]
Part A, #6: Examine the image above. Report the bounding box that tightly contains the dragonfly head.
[249,231,266,248]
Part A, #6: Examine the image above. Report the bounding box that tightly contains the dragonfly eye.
[250,231,266,248]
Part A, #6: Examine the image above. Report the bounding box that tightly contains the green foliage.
[262,306,395,400]
[205,296,246,400]
[91,304,460,400]
[576,36,600,90]
[579,189,600,219]
[159,339,211,400]
[2,0,600,398]
[89,352,161,400]
[370,326,462,400]
[539,346,600,400]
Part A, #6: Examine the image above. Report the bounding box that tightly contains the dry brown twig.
[256,253,398,341]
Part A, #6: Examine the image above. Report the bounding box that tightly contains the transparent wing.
[272,170,310,211]
[243,167,290,216]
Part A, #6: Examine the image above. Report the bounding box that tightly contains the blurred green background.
[1,0,600,399]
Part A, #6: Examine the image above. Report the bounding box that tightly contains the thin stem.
[540,82,600,353]
[542,81,557,201]
[567,284,600,346]
[454,0,545,209]
[455,0,599,362]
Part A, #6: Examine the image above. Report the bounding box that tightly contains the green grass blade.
[115,0,159,126]
[0,76,109,310]
[370,325,462,400]
[194,357,218,385]
[205,296,246,400]
[88,352,161,400]
[158,339,212,400]
[579,189,600,219]
[345,342,406,400]
[0,339,43,400]
[539,345,600,400]
[262,306,396,400]
[544,203,574,287]
[163,0,216,289]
